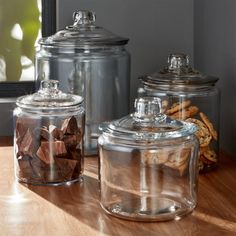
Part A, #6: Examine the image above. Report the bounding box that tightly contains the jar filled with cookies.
[13,80,85,185]
[138,53,220,173]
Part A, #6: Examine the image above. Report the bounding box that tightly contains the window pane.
[0,0,41,82]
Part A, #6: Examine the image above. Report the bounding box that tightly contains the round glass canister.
[36,10,130,155]
[14,80,84,185]
[139,53,220,173]
[98,97,199,221]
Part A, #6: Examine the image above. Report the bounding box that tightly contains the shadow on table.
[21,172,236,236]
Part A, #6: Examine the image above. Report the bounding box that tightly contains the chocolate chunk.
[61,116,79,134]
[53,141,67,156]
[16,118,30,138]
[55,158,79,180]
[72,162,81,179]
[36,141,55,164]
[49,125,64,140]
[63,134,78,150]
[69,149,82,160]
[18,129,36,156]
[34,126,55,141]
[36,141,67,164]
[16,117,41,138]
[17,157,42,181]
[30,155,48,179]
[40,127,51,140]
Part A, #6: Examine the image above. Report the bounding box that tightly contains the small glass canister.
[139,53,220,173]
[13,80,84,185]
[98,97,199,221]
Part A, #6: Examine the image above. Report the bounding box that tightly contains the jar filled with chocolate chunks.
[98,97,199,221]
[139,53,220,173]
[14,80,84,185]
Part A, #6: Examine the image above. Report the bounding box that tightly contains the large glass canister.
[98,97,199,221]
[13,80,85,185]
[36,10,130,155]
[139,53,220,173]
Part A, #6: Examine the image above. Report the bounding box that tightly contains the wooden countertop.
[0,137,236,236]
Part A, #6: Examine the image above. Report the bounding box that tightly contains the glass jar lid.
[140,53,218,87]
[16,80,83,110]
[101,97,197,142]
[39,10,129,48]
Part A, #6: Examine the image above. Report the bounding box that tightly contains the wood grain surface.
[0,138,236,236]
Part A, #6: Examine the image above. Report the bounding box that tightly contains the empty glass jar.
[36,10,130,155]
[139,53,220,173]
[98,97,199,221]
[14,80,84,185]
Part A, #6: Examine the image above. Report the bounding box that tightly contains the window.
[0,0,56,136]
[0,0,56,97]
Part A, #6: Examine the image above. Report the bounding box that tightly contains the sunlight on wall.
[10,24,23,41]
[0,0,41,82]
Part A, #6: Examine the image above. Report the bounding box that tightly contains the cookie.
[170,106,199,120]
[141,150,169,165]
[203,148,217,162]
[186,118,212,147]
[200,146,208,155]
[165,158,188,176]
[200,154,213,165]
[161,100,169,113]
[200,112,218,141]
[198,159,204,171]
[166,148,190,167]
[166,100,191,115]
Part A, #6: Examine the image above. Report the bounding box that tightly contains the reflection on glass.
[0,0,41,82]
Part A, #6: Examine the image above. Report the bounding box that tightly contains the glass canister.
[36,10,130,155]
[98,97,199,221]
[139,53,220,173]
[13,80,85,185]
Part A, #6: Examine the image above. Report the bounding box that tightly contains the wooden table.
[0,137,236,236]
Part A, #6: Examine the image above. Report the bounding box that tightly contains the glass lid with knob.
[140,53,219,87]
[39,10,129,48]
[16,80,83,110]
[100,97,198,141]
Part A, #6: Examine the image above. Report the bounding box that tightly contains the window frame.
[0,0,57,98]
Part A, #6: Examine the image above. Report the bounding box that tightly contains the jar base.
[17,176,84,186]
[101,197,195,222]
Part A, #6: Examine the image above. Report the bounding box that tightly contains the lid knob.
[167,53,190,70]
[134,97,161,119]
[73,10,96,26]
[38,80,61,97]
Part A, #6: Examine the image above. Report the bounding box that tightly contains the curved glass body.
[35,11,130,155]
[13,81,85,185]
[139,86,220,173]
[98,97,199,221]
[36,46,130,155]
[139,54,220,173]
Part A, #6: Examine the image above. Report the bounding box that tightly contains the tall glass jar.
[139,53,220,173]
[13,80,85,185]
[36,10,130,156]
[98,97,199,221]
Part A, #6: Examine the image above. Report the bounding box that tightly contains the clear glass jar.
[139,53,220,173]
[13,80,85,185]
[98,97,199,221]
[36,10,130,156]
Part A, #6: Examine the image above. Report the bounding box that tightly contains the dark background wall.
[194,0,236,156]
